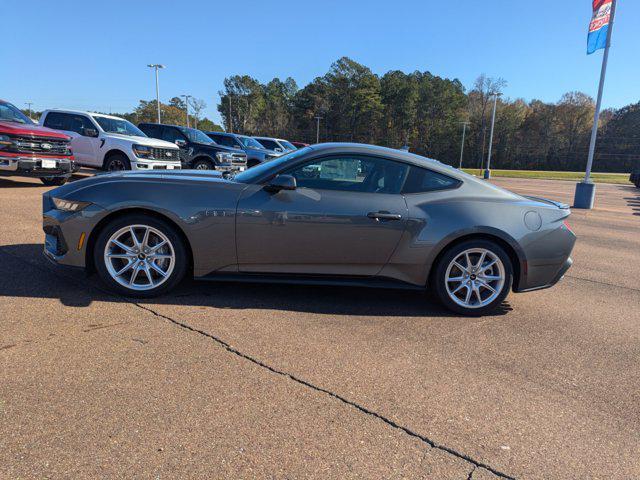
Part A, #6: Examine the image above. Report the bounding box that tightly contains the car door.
[43,113,98,167]
[235,155,409,276]
[161,126,189,164]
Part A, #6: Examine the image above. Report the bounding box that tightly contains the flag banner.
[588,0,612,54]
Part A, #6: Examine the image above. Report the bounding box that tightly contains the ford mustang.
[42,143,575,315]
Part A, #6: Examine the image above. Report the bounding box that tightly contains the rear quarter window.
[401,166,461,194]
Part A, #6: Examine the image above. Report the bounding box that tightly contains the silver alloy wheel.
[104,224,175,291]
[195,162,212,170]
[445,248,505,309]
[107,158,127,171]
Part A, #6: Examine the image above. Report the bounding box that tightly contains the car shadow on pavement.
[0,243,513,318]
[621,186,640,216]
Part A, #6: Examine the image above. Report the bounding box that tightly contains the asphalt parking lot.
[1,173,639,479]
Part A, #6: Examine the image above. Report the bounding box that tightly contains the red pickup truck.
[0,100,77,186]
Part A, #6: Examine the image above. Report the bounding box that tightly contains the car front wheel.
[93,214,188,297]
[433,239,513,316]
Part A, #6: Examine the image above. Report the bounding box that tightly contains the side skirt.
[196,272,425,291]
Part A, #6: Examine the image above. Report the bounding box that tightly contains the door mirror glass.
[274,147,283,152]
[175,139,187,148]
[84,128,99,138]
[265,174,296,192]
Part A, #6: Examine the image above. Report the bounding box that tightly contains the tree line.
[216,57,639,173]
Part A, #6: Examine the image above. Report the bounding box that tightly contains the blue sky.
[2,0,637,124]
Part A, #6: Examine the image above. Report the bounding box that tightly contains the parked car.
[291,141,310,149]
[139,123,247,172]
[205,131,280,168]
[253,137,297,153]
[0,100,77,186]
[40,110,181,171]
[42,143,576,316]
[631,163,640,188]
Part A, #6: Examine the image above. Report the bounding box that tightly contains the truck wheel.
[192,158,214,170]
[41,176,69,186]
[104,154,131,171]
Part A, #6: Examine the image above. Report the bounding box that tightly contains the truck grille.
[231,153,247,166]
[12,136,71,156]
[150,148,178,161]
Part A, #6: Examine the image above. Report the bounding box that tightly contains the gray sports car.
[42,143,575,315]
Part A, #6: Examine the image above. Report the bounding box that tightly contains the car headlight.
[0,134,13,149]
[52,197,92,212]
[216,152,233,163]
[132,144,152,158]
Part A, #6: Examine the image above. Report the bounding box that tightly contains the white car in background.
[253,136,297,154]
[39,110,181,171]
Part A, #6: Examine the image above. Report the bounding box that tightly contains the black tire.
[41,176,69,186]
[93,214,188,298]
[192,158,214,170]
[247,159,260,168]
[432,239,513,316]
[104,153,131,171]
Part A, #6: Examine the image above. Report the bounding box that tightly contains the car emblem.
[41,143,52,150]
[166,151,172,157]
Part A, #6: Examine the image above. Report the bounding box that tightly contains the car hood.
[106,133,178,149]
[194,142,245,155]
[0,120,70,139]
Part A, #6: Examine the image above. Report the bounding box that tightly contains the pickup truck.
[40,110,181,171]
[204,131,281,168]
[0,100,76,186]
[138,123,247,172]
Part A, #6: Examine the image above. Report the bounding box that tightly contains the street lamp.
[458,121,469,169]
[180,94,192,128]
[314,116,322,144]
[147,64,165,123]
[484,94,499,179]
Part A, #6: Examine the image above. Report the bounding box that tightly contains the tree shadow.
[0,243,513,318]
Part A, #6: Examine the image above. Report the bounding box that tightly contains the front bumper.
[0,155,77,177]
[131,159,182,171]
[215,162,246,172]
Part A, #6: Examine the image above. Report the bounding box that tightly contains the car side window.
[212,135,235,148]
[68,115,95,136]
[258,139,279,150]
[162,127,185,144]
[401,166,461,194]
[286,156,409,194]
[43,112,67,131]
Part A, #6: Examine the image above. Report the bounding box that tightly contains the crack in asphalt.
[0,248,515,479]
[565,274,640,293]
[467,465,477,480]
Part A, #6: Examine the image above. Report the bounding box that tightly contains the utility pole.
[484,94,499,179]
[314,116,322,144]
[227,95,232,132]
[574,0,617,209]
[25,102,33,119]
[180,94,192,128]
[147,64,165,123]
[458,122,469,169]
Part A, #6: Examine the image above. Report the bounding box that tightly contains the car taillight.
[562,219,574,234]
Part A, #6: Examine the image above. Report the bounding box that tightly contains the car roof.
[44,109,125,120]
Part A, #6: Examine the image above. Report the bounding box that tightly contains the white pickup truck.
[39,110,181,171]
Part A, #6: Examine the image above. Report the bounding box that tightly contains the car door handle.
[367,211,403,221]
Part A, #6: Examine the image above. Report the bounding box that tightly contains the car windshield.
[279,140,297,151]
[0,102,33,125]
[180,127,214,144]
[239,135,266,149]
[234,147,312,184]
[94,116,147,137]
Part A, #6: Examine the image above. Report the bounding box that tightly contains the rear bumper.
[515,257,573,293]
[0,155,77,177]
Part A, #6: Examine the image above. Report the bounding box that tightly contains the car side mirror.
[265,174,296,192]
[84,128,99,138]
[175,139,187,148]
[274,147,283,152]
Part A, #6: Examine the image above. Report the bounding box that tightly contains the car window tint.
[212,135,235,148]
[43,112,67,130]
[69,115,95,135]
[162,127,184,143]
[401,166,460,193]
[287,156,409,194]
[257,138,279,150]
[139,124,159,138]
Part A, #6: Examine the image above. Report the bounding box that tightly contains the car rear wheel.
[433,239,513,316]
[104,154,131,171]
[93,214,188,297]
[41,176,68,186]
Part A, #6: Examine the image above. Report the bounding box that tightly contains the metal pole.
[154,67,161,123]
[181,94,191,128]
[574,0,616,209]
[25,102,33,119]
[315,116,322,144]
[484,94,498,179]
[458,122,468,169]
[228,96,232,132]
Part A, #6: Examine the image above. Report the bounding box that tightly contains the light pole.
[147,64,165,123]
[484,94,499,179]
[314,116,322,144]
[180,94,192,128]
[458,122,469,169]
[25,102,34,119]
[574,0,617,209]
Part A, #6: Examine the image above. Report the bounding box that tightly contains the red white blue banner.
[588,0,612,54]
